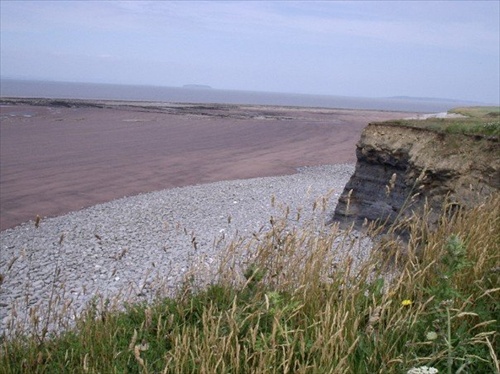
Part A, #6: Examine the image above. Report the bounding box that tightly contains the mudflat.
[0,99,416,230]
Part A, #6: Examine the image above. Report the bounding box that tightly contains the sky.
[1,1,499,104]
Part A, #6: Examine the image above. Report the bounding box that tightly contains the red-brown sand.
[0,101,416,231]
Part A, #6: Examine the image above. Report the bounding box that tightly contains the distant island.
[182,84,213,89]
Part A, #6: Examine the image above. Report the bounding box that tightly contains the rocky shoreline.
[0,164,372,336]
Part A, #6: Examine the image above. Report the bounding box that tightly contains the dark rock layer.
[332,122,499,233]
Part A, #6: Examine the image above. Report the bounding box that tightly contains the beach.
[0,100,421,335]
[0,100,417,231]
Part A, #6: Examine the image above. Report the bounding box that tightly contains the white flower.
[426,331,438,341]
[407,366,439,374]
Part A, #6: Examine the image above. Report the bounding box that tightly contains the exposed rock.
[332,122,499,234]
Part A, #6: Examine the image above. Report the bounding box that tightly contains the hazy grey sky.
[1,1,499,103]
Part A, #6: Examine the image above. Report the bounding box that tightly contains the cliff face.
[332,122,499,232]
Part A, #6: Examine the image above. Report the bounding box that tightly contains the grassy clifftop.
[384,106,500,137]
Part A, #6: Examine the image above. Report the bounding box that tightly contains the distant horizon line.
[1,76,493,105]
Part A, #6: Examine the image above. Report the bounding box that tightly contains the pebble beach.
[0,100,413,336]
[0,164,374,336]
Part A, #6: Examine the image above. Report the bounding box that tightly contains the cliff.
[332,120,499,235]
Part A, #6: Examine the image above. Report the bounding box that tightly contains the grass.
[448,106,500,118]
[385,106,500,137]
[1,192,499,373]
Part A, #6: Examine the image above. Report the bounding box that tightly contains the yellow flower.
[401,299,413,307]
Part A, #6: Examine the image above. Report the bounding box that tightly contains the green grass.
[449,106,500,118]
[385,106,500,137]
[1,193,499,373]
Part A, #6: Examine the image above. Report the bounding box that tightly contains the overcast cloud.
[1,1,499,103]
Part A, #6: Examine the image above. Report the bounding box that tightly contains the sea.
[0,78,484,113]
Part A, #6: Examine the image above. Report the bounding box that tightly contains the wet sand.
[0,99,416,230]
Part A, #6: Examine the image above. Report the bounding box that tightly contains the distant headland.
[182,84,213,89]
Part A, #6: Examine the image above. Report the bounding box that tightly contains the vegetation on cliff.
[1,192,498,373]
[387,106,500,137]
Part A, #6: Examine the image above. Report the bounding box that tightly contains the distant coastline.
[0,78,488,113]
[182,84,213,89]
[388,95,482,104]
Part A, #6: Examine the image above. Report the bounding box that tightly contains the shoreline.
[1,99,418,230]
[0,163,345,234]
[0,96,418,115]
[2,78,476,112]
[0,164,363,336]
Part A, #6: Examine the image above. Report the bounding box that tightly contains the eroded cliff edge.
[332,121,499,234]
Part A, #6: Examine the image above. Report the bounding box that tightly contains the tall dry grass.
[1,191,498,373]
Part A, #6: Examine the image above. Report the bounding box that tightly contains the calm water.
[0,79,480,113]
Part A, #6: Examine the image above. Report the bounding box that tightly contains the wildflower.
[439,299,453,307]
[426,331,438,340]
[401,299,413,307]
[407,366,439,374]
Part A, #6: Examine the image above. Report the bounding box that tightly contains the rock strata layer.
[333,122,499,232]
